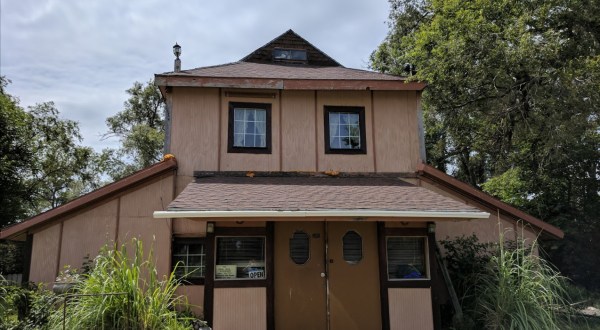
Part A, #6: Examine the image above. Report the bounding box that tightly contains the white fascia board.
[153,210,490,219]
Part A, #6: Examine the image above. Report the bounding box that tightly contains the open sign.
[248,270,265,279]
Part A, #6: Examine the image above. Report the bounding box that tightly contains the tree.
[102,80,165,180]
[0,78,104,227]
[371,0,600,290]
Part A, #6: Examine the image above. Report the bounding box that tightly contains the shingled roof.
[154,175,489,219]
[155,30,426,91]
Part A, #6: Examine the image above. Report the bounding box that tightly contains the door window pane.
[386,237,428,280]
[215,237,266,280]
[343,231,362,264]
[289,231,310,265]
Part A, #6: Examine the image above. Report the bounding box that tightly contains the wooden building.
[0,30,563,330]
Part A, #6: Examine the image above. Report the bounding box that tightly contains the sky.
[1,0,392,151]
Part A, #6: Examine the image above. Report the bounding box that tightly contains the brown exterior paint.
[417,163,563,239]
[0,158,177,240]
[167,88,421,175]
[213,287,267,330]
[29,223,61,284]
[274,222,327,330]
[388,288,434,330]
[328,221,382,330]
[274,221,381,330]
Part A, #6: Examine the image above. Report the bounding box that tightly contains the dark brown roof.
[417,163,564,239]
[0,158,178,240]
[167,175,484,214]
[241,29,341,67]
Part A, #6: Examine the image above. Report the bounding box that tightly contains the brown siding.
[173,219,207,236]
[213,287,267,330]
[388,288,433,330]
[59,199,119,269]
[118,175,174,277]
[373,91,419,172]
[171,87,220,176]
[30,223,62,284]
[175,285,204,316]
[281,90,317,171]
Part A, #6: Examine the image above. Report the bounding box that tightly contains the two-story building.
[0,30,563,330]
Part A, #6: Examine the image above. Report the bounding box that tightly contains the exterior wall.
[28,172,177,285]
[169,87,421,176]
[213,287,267,330]
[418,180,540,251]
[388,288,433,330]
[175,285,205,317]
[29,223,62,284]
[59,199,119,269]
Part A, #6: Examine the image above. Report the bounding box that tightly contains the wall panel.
[388,288,433,330]
[29,223,62,284]
[281,90,317,171]
[213,287,267,330]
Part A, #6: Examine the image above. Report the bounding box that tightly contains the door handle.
[320,272,326,278]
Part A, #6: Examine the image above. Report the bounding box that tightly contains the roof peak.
[241,29,342,67]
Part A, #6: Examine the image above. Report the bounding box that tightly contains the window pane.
[291,50,307,61]
[289,231,310,265]
[231,108,267,149]
[327,110,362,150]
[343,231,362,264]
[216,237,266,280]
[387,237,427,280]
[172,240,205,283]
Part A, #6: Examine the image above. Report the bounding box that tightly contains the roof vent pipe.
[173,43,182,72]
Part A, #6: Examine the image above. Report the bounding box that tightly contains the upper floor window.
[324,106,366,154]
[228,102,271,154]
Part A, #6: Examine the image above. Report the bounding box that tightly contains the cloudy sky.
[1,0,392,151]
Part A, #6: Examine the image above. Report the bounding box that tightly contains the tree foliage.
[102,80,165,180]
[0,77,103,227]
[371,0,600,290]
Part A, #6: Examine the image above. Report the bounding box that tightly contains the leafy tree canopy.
[371,0,600,289]
[102,80,165,180]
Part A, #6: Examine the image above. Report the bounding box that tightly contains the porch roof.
[154,175,489,220]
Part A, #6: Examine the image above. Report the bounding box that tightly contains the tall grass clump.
[49,238,191,329]
[473,235,571,330]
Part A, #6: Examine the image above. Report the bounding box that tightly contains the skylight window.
[272,49,307,63]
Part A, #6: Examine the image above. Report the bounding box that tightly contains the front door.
[274,221,381,330]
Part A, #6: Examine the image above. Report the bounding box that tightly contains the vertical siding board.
[388,288,434,330]
[281,90,317,171]
[171,87,220,176]
[29,223,62,284]
[213,287,267,330]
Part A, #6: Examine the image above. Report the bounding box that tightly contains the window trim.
[324,106,367,154]
[171,237,206,285]
[227,102,272,154]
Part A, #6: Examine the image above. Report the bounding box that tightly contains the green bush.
[48,239,196,329]
[0,278,55,330]
[441,233,572,329]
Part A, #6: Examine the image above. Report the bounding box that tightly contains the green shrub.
[0,278,55,330]
[441,233,572,329]
[48,239,194,329]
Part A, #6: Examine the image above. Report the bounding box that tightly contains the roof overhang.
[416,163,564,239]
[154,75,427,92]
[153,209,490,220]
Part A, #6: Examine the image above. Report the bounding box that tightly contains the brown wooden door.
[274,221,381,330]
[328,221,382,330]
[274,222,327,330]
